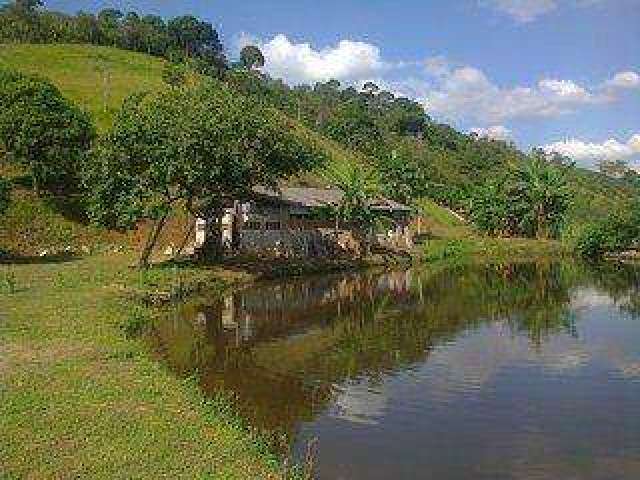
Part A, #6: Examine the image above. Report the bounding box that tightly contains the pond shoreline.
[0,240,574,479]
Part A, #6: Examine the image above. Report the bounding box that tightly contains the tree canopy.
[85,79,324,267]
[0,2,227,76]
[469,155,572,239]
[0,67,95,196]
[239,45,265,70]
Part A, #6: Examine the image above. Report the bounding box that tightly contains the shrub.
[424,239,474,262]
[0,67,95,196]
[575,208,640,258]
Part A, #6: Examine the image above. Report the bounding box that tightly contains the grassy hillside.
[0,43,165,131]
[0,43,371,254]
[0,43,630,256]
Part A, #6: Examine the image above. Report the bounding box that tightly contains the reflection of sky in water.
[152,263,640,480]
[330,380,388,425]
[296,282,640,479]
[326,287,640,419]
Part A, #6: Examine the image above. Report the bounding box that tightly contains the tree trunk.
[138,213,169,269]
[31,162,41,197]
[199,203,224,262]
[536,207,549,240]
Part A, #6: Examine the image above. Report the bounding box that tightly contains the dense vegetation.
[469,155,572,239]
[86,78,323,266]
[0,0,226,76]
[0,67,94,195]
[575,200,640,258]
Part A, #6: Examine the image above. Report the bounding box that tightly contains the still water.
[149,262,640,479]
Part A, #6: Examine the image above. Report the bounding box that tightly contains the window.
[244,221,262,231]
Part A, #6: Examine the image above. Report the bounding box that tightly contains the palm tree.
[510,154,571,239]
[321,159,382,254]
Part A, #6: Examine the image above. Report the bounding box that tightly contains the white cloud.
[470,125,513,140]
[606,71,640,89]
[414,63,607,123]
[542,133,640,167]
[236,34,634,128]
[240,33,387,85]
[481,0,558,22]
[538,79,593,101]
[480,0,612,22]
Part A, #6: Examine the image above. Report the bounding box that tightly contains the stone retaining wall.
[238,229,359,258]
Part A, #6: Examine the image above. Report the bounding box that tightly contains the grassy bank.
[420,237,568,264]
[0,235,567,478]
[1,250,404,478]
[0,253,293,479]
[414,199,569,264]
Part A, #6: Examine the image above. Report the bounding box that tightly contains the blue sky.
[48,0,640,167]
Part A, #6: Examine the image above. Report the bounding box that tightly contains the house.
[195,187,413,255]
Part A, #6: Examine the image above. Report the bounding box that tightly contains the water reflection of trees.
[147,260,640,444]
[582,262,640,318]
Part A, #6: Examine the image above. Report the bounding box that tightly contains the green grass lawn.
[0,254,286,479]
[0,43,165,131]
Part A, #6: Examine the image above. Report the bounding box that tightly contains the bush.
[424,239,474,262]
[575,209,640,258]
[0,67,95,196]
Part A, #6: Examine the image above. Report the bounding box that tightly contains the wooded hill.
[0,8,636,255]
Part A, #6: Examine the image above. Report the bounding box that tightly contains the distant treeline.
[0,0,227,76]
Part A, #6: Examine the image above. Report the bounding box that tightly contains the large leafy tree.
[323,100,383,156]
[321,158,382,254]
[85,79,322,268]
[469,155,572,239]
[509,155,572,239]
[0,68,95,196]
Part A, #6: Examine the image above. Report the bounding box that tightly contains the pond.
[148,261,640,479]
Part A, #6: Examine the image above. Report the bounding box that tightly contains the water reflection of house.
[195,187,413,253]
[207,271,417,345]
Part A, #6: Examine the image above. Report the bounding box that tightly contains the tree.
[323,100,383,156]
[10,0,43,14]
[0,68,95,196]
[167,15,220,58]
[468,155,572,239]
[85,79,322,268]
[321,158,382,254]
[97,8,123,47]
[361,81,380,97]
[468,178,512,236]
[0,0,44,42]
[510,155,571,239]
[377,148,429,204]
[239,45,265,70]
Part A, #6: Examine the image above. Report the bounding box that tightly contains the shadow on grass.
[0,250,81,265]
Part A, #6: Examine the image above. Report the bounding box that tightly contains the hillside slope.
[0,44,631,255]
[0,43,165,131]
[0,44,377,254]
